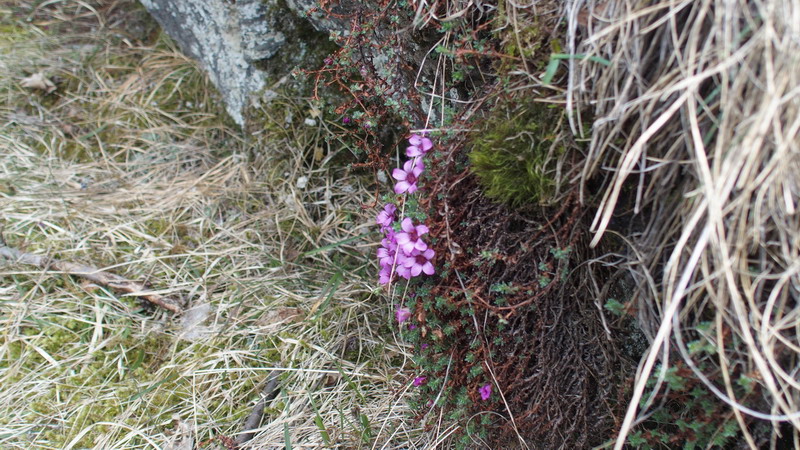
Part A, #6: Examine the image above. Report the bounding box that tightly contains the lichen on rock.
[140,0,329,126]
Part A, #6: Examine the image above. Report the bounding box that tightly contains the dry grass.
[567,0,800,447]
[0,2,421,448]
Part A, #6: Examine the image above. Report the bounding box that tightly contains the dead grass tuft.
[569,0,800,446]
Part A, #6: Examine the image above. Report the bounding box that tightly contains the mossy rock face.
[469,100,565,207]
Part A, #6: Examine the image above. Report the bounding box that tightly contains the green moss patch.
[468,100,565,207]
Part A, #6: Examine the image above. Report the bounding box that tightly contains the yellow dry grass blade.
[569,0,800,447]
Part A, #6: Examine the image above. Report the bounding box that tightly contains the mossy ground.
[468,99,567,207]
[0,1,422,448]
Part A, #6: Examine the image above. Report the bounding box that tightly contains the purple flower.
[377,246,395,269]
[342,117,351,124]
[378,229,398,266]
[479,383,492,401]
[376,203,397,230]
[413,376,427,387]
[381,229,398,253]
[392,159,424,194]
[395,217,429,254]
[379,265,394,285]
[406,134,433,157]
[421,343,429,350]
[378,230,404,285]
[402,248,435,277]
[396,307,412,323]
[396,262,413,280]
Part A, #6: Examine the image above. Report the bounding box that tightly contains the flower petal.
[402,254,415,267]
[406,146,422,157]
[394,181,410,194]
[392,168,407,181]
[400,218,413,232]
[421,138,433,151]
[396,307,411,323]
[422,262,435,275]
[479,383,492,401]
[397,266,412,279]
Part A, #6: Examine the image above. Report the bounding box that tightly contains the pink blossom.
[379,265,393,285]
[402,248,435,277]
[378,229,398,268]
[406,134,433,157]
[381,229,398,253]
[396,262,413,280]
[396,307,412,323]
[395,217,429,254]
[376,203,397,230]
[377,246,395,269]
[413,376,427,387]
[392,159,424,194]
[479,383,492,401]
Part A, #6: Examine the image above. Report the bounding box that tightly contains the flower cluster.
[379,134,438,394]
[376,134,436,286]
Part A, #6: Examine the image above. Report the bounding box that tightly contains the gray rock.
[238,0,287,62]
[141,0,431,127]
[284,0,351,34]
[140,0,286,126]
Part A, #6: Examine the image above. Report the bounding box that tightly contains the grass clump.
[571,0,800,446]
[468,100,566,207]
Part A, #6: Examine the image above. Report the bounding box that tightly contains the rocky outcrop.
[141,0,435,127]
[139,0,327,126]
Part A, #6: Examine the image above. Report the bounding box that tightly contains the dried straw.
[568,0,800,446]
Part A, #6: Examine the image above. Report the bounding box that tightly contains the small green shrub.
[469,100,565,206]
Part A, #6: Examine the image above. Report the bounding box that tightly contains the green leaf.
[284,391,293,450]
[542,58,561,85]
[542,53,612,84]
[126,348,145,373]
[627,430,647,446]
[307,394,331,445]
[359,414,373,442]
[604,298,626,316]
[128,373,178,402]
[310,270,343,321]
[300,232,372,257]
[284,422,292,450]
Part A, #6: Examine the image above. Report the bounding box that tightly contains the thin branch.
[0,245,184,313]
[234,371,281,447]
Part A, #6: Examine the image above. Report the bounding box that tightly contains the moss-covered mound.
[468,100,565,207]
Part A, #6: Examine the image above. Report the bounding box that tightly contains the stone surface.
[141,0,432,127]
[139,0,287,125]
[284,0,351,34]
